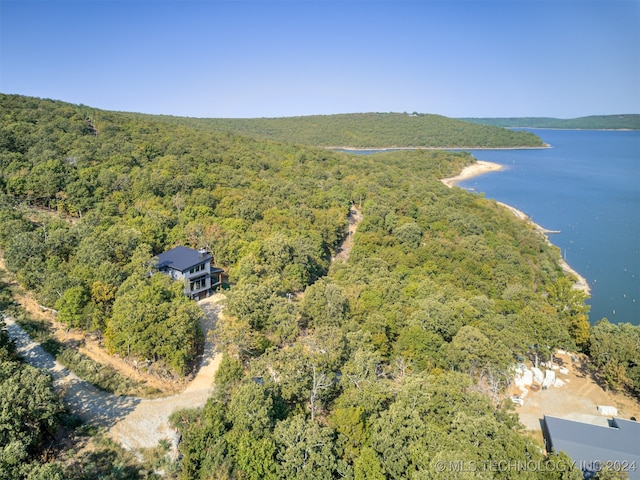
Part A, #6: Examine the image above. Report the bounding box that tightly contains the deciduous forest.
[0,93,637,479]
[132,111,547,148]
[462,114,640,130]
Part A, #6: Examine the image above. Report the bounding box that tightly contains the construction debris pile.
[510,350,573,406]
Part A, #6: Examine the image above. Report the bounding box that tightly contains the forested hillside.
[462,114,640,130]
[135,111,547,148]
[0,93,607,478]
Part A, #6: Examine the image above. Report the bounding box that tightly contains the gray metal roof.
[544,415,640,479]
[156,246,212,272]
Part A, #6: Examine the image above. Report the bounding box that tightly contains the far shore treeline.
[131,110,547,148]
[461,114,640,130]
[0,93,638,479]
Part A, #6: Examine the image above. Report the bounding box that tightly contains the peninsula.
[441,161,591,294]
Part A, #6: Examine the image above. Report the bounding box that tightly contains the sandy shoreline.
[442,162,591,295]
[440,160,503,187]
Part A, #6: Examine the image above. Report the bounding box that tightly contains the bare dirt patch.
[513,351,640,445]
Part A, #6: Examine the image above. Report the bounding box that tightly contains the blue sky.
[1,1,638,118]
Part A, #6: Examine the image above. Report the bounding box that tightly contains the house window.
[190,276,208,292]
[189,264,206,274]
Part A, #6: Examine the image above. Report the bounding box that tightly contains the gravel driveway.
[3,294,224,451]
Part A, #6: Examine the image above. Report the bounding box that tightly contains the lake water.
[459,129,640,326]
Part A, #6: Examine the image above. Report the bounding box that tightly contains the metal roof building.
[544,415,640,479]
[156,246,212,272]
[156,246,223,300]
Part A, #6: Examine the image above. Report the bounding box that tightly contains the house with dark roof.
[543,415,640,479]
[156,246,223,300]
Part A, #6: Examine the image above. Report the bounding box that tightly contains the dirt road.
[4,294,224,452]
[333,205,363,262]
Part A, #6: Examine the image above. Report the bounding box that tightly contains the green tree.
[301,279,348,328]
[589,319,640,395]
[394,324,443,372]
[353,446,385,480]
[170,401,230,480]
[228,431,277,480]
[393,221,422,249]
[547,277,591,349]
[225,282,273,330]
[274,415,338,480]
[442,325,512,375]
[3,231,46,289]
[227,382,275,435]
[55,285,90,329]
[0,361,64,478]
[106,273,202,375]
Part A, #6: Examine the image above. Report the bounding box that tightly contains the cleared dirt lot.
[513,351,640,445]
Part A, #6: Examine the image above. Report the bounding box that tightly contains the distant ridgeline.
[134,111,546,148]
[461,114,640,130]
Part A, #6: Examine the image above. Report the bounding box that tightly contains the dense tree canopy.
[106,271,204,375]
[0,94,600,478]
[134,111,548,148]
[463,114,640,130]
[588,319,640,396]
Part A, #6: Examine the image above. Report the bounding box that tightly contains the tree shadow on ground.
[573,356,610,393]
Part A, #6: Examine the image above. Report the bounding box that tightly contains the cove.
[459,129,639,325]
